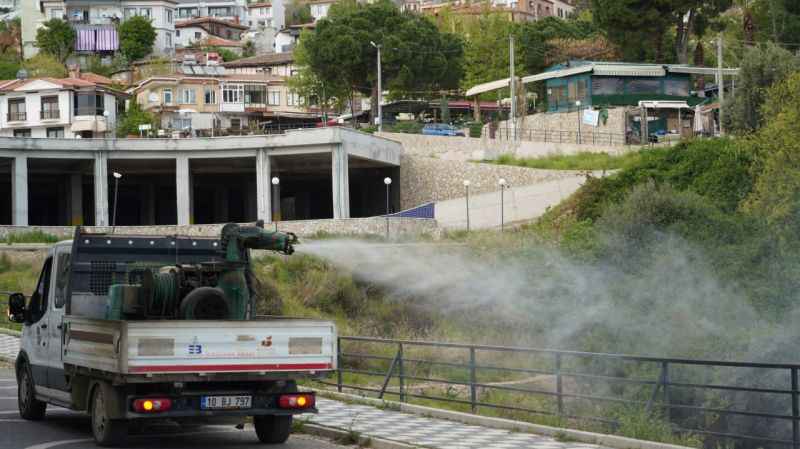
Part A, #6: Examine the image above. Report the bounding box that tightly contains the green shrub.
[386,121,423,134]
[467,121,483,138]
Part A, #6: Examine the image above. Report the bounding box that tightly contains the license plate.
[200,395,252,410]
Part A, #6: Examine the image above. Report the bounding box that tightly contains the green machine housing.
[101,223,297,321]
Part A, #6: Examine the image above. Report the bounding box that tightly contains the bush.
[386,121,422,134]
[119,16,156,61]
[467,121,482,138]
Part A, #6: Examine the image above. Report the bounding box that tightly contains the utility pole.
[509,34,516,141]
[371,41,383,132]
[717,35,724,136]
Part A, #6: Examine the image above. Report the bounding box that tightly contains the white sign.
[582,109,599,127]
[138,124,152,131]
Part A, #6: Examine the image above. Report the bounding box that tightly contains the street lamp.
[575,100,582,144]
[498,178,507,231]
[271,176,280,231]
[463,180,471,232]
[111,172,122,230]
[383,177,392,239]
[370,41,383,133]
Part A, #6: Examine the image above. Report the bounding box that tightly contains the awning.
[669,66,739,76]
[638,100,691,109]
[594,65,665,77]
[465,78,511,97]
[520,65,593,84]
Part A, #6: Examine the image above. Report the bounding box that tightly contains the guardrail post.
[555,353,564,417]
[662,361,670,422]
[469,347,477,413]
[398,343,405,403]
[337,337,343,393]
[793,367,799,449]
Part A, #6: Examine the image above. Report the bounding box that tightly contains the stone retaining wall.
[400,154,585,208]
[0,217,439,241]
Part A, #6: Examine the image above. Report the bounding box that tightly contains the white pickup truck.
[7,224,337,447]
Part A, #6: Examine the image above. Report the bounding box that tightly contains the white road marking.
[0,418,25,422]
[0,385,17,389]
[0,410,19,414]
[24,429,241,449]
[0,396,17,399]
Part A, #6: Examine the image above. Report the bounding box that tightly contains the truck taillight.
[132,398,172,413]
[278,393,315,409]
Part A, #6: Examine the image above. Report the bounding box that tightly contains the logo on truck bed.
[188,337,203,355]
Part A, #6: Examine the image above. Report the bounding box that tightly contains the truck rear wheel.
[17,364,46,420]
[91,383,128,447]
[254,415,292,444]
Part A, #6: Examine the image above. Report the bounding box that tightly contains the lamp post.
[111,172,122,230]
[576,100,582,144]
[384,177,392,239]
[498,178,507,231]
[271,176,280,231]
[370,41,383,132]
[463,180,471,232]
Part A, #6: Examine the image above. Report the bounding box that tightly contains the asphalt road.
[0,368,355,449]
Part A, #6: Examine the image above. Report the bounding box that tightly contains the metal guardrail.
[320,336,800,449]
[493,127,629,146]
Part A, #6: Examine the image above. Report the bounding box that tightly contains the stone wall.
[0,217,439,242]
[400,154,585,209]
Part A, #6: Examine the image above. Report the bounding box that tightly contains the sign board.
[582,109,599,127]
[138,124,152,131]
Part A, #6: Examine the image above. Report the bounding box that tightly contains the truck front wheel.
[91,383,128,447]
[254,415,292,444]
[17,364,46,420]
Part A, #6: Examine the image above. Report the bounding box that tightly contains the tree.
[118,15,157,62]
[242,40,256,58]
[299,0,463,123]
[35,18,75,63]
[518,16,608,75]
[288,33,350,116]
[285,0,313,26]
[21,53,67,77]
[724,42,800,134]
[0,60,20,79]
[116,102,157,137]
[0,18,21,58]
[460,11,517,96]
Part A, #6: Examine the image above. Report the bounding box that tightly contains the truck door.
[25,257,52,389]
[45,247,71,392]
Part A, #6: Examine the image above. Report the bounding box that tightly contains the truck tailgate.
[64,317,337,375]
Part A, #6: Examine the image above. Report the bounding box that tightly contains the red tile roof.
[0,75,120,93]
[176,16,249,30]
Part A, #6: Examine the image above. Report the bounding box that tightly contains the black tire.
[17,364,46,420]
[91,383,129,447]
[254,415,292,444]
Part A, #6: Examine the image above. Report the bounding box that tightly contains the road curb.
[300,422,418,449]
[313,389,693,449]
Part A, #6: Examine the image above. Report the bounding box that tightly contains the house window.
[244,85,266,105]
[195,31,202,40]
[50,8,63,19]
[592,77,624,96]
[176,29,180,37]
[41,96,59,119]
[46,127,64,138]
[230,118,241,129]
[165,32,173,48]
[74,92,104,116]
[139,8,152,18]
[178,7,198,18]
[163,88,173,105]
[209,6,231,16]
[172,118,191,129]
[13,129,31,137]
[223,84,244,103]
[664,78,690,96]
[179,88,196,104]
[268,90,281,106]
[8,98,25,121]
[204,87,217,104]
[165,9,173,23]
[286,92,301,106]
[123,8,136,19]
[627,78,661,94]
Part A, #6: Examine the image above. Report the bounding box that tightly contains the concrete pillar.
[176,155,192,225]
[255,149,271,223]
[70,174,83,225]
[93,152,108,226]
[331,145,350,219]
[11,156,28,226]
[473,97,481,122]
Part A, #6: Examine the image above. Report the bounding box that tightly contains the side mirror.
[8,293,26,323]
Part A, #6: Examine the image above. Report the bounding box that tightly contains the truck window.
[28,257,52,324]
[54,252,70,309]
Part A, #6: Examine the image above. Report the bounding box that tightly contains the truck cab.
[8,225,337,447]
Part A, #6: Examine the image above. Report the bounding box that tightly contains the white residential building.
[0,75,126,139]
[175,0,247,23]
[308,0,335,21]
[247,1,285,32]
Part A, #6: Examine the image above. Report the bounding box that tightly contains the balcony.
[41,110,61,120]
[74,107,104,117]
[7,112,26,122]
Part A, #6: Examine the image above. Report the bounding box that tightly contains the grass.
[1,230,61,245]
[0,255,40,331]
[488,151,644,171]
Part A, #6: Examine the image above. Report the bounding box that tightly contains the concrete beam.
[11,156,28,226]
[93,152,108,226]
[255,149,271,223]
[176,155,192,225]
[331,144,350,219]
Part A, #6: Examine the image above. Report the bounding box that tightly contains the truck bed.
[63,316,337,376]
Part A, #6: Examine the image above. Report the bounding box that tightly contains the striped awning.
[594,65,665,77]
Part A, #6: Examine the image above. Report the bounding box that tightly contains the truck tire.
[17,363,46,420]
[91,383,128,447]
[254,415,292,444]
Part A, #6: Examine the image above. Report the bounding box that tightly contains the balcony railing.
[7,112,26,122]
[74,107,104,117]
[40,110,60,120]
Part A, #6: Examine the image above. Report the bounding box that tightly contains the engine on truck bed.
[67,222,297,322]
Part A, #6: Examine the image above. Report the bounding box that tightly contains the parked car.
[422,123,465,136]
